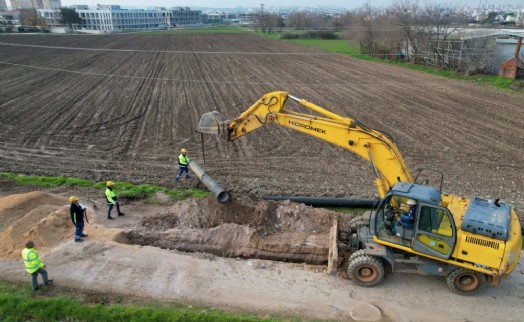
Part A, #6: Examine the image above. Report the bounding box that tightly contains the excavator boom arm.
[205,91,413,198]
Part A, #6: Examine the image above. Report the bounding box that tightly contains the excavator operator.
[398,199,417,229]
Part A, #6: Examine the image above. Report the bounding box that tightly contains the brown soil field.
[1,33,523,213]
[1,33,524,321]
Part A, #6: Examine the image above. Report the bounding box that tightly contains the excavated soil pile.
[119,195,349,264]
[0,190,354,265]
[0,192,72,259]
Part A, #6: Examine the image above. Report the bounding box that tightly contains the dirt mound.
[0,192,71,259]
[120,195,349,264]
[0,191,67,232]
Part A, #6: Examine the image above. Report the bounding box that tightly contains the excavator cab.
[373,183,457,259]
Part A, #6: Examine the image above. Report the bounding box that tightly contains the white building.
[10,0,32,9]
[38,5,169,32]
[8,0,60,10]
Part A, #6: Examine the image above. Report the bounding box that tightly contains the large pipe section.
[189,161,230,203]
[262,196,379,208]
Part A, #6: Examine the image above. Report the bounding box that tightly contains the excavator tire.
[348,215,367,234]
[348,254,385,287]
[348,249,367,262]
[446,268,487,296]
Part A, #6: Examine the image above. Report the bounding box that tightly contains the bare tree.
[287,11,323,30]
[19,8,46,27]
[391,0,468,68]
[256,12,278,33]
[517,11,524,27]
[417,4,466,68]
[350,4,403,58]
[391,0,425,63]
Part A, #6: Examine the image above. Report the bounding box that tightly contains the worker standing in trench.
[175,148,191,182]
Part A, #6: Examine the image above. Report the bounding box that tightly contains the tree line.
[255,0,523,74]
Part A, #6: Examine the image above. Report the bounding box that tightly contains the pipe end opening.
[217,191,231,203]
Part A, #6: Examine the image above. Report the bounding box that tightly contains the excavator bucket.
[198,111,223,135]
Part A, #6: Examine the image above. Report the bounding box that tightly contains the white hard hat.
[407,199,417,205]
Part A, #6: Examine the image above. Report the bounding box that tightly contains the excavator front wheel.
[446,268,487,296]
[348,255,385,286]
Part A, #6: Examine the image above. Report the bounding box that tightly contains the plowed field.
[1,34,524,320]
[1,33,523,213]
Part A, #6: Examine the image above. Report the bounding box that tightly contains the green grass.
[0,281,277,322]
[0,173,211,202]
[283,39,361,56]
[261,35,523,92]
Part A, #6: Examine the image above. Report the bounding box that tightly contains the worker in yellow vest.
[21,241,53,290]
[105,181,125,220]
[175,148,191,182]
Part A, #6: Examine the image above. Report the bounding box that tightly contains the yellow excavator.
[198,91,522,295]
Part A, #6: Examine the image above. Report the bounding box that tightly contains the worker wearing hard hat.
[398,199,417,229]
[175,148,191,182]
[105,181,125,220]
[21,240,53,290]
[69,196,88,242]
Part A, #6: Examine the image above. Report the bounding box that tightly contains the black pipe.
[261,196,380,208]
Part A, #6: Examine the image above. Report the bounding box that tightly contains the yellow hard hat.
[181,148,187,153]
[69,196,78,202]
[106,181,114,187]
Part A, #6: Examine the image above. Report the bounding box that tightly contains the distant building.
[48,0,60,9]
[0,10,21,31]
[38,5,169,32]
[10,0,32,9]
[32,0,46,9]
[0,0,8,11]
[171,7,201,26]
[8,0,59,10]
[202,12,222,24]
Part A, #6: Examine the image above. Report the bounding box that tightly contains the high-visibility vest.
[21,248,44,274]
[179,154,190,166]
[106,188,116,203]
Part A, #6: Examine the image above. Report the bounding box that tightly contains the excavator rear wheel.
[348,255,384,286]
[446,268,486,296]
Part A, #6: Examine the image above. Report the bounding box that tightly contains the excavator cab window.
[412,205,456,259]
[374,196,403,240]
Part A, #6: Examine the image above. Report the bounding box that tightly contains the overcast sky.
[59,0,523,9]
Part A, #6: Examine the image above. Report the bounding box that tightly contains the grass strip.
[0,173,210,202]
[0,281,277,322]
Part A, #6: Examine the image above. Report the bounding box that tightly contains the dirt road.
[0,190,523,322]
